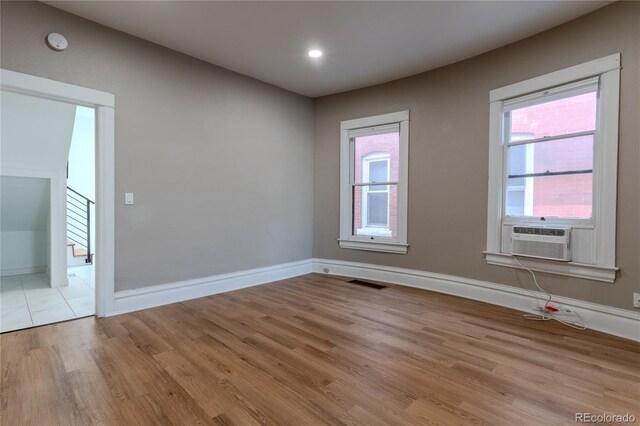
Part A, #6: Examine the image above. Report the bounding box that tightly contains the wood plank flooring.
[1,273,639,425]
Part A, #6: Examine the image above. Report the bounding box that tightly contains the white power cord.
[512,255,587,330]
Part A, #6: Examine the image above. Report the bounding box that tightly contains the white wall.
[0,91,76,170]
[0,176,50,276]
[67,106,95,201]
[1,90,77,286]
[1,231,48,276]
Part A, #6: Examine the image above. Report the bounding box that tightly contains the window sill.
[339,239,408,254]
[356,228,393,237]
[483,251,618,283]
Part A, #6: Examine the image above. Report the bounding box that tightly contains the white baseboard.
[106,256,638,342]
[111,259,313,316]
[1,266,46,277]
[312,258,640,342]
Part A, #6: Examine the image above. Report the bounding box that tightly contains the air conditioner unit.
[511,225,571,262]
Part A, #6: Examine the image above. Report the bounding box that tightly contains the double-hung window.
[486,54,621,282]
[339,111,409,253]
[504,79,598,222]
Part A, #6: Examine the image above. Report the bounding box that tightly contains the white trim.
[311,258,639,342]
[337,239,408,254]
[102,256,638,341]
[111,259,313,316]
[502,77,599,111]
[486,55,620,279]
[593,68,620,267]
[341,110,409,131]
[356,227,392,238]
[0,69,114,108]
[95,106,115,316]
[0,266,46,277]
[490,53,620,102]
[361,154,390,229]
[524,143,534,216]
[397,118,409,246]
[484,252,618,283]
[1,69,116,317]
[348,123,400,138]
[486,101,503,254]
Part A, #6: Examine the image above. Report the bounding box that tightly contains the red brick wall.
[353,133,399,236]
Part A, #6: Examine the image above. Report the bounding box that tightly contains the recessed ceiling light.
[308,49,323,58]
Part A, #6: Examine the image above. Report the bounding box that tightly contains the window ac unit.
[511,225,571,262]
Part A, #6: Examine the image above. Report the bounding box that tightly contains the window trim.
[485,53,621,282]
[502,82,597,226]
[361,153,390,229]
[339,110,409,254]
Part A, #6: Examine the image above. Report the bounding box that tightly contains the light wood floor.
[1,274,639,425]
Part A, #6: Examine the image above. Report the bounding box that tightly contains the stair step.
[67,241,91,258]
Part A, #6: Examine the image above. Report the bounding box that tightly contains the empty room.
[0,1,638,425]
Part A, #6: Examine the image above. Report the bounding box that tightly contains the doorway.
[0,69,115,331]
[1,92,95,331]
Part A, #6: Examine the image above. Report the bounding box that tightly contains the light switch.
[125,193,134,205]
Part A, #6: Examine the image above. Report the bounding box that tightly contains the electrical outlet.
[633,293,640,308]
[323,267,329,273]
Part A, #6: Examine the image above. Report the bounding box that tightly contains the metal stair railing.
[66,186,95,264]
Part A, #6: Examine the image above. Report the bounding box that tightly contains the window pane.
[508,141,527,188]
[507,135,593,176]
[506,135,593,218]
[509,91,596,140]
[353,132,399,183]
[531,174,591,219]
[353,184,397,237]
[367,192,388,225]
[369,160,388,183]
[506,189,525,216]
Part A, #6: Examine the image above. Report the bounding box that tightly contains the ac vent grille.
[513,227,566,237]
[510,225,571,262]
[512,240,565,260]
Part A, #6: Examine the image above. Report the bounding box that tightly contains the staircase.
[67,186,94,264]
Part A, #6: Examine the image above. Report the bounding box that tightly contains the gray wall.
[1,1,314,291]
[313,1,640,310]
[2,2,638,310]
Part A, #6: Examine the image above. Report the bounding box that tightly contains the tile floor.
[0,264,95,333]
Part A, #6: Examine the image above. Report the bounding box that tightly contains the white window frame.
[502,78,599,225]
[485,53,621,282]
[505,135,535,217]
[359,153,391,235]
[339,111,409,254]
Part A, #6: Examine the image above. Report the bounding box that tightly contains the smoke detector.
[46,33,68,52]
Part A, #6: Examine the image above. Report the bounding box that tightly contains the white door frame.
[1,68,115,316]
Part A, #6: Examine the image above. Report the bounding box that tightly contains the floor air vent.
[347,279,387,289]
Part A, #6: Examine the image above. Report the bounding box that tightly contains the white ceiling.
[45,1,610,98]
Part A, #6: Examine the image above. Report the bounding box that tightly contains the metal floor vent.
[347,279,387,289]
